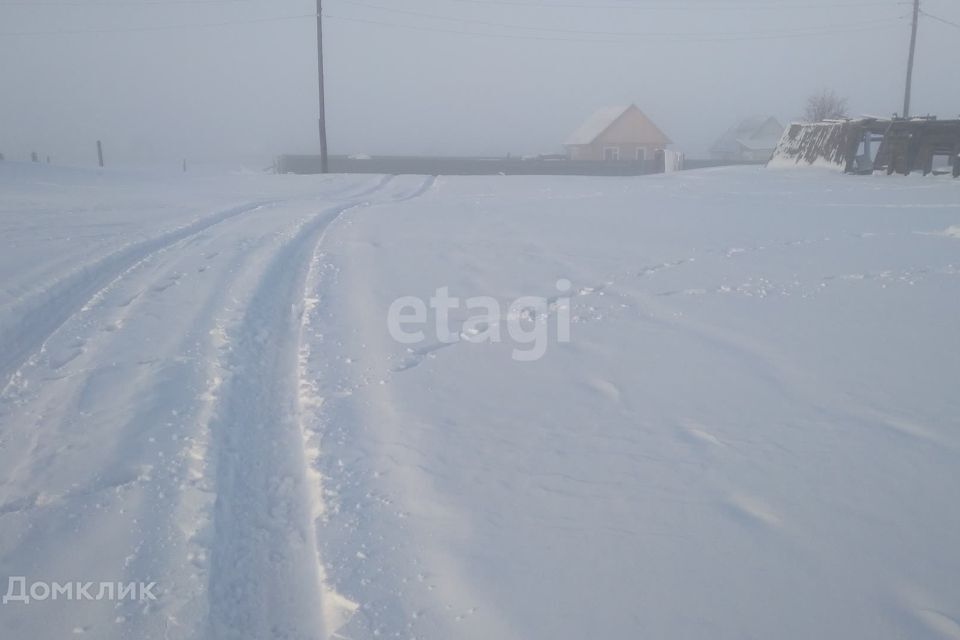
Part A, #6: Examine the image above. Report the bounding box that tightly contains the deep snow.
[1,162,959,639]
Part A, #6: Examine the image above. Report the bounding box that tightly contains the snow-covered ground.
[1,162,958,639]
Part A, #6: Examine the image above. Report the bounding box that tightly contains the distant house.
[564,105,672,162]
[711,116,785,162]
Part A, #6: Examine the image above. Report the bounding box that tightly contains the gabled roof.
[712,116,785,154]
[564,104,671,146]
[565,106,631,145]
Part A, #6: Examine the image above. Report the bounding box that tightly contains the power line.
[921,9,960,29]
[425,0,901,10]
[0,0,262,5]
[326,12,904,43]
[0,13,313,36]
[0,1,907,39]
[0,0,903,8]
[0,0,918,43]
[335,0,904,38]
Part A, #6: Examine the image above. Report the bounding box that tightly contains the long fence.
[276,154,672,176]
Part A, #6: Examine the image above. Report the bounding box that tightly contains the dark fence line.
[277,154,667,177]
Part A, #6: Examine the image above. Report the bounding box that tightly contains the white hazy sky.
[1,0,958,167]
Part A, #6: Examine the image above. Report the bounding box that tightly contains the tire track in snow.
[0,176,393,397]
[0,182,390,638]
[291,175,438,634]
[206,176,434,639]
[0,200,274,395]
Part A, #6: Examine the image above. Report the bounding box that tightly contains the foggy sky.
[2,0,958,168]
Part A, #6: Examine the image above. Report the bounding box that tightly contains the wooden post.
[903,0,920,118]
[316,0,329,174]
[901,141,913,176]
[97,140,104,168]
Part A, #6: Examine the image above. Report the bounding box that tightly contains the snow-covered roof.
[564,106,631,146]
[712,116,785,155]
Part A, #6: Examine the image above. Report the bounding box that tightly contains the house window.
[636,148,646,162]
[603,147,620,161]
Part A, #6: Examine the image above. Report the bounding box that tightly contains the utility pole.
[903,0,920,118]
[316,0,329,173]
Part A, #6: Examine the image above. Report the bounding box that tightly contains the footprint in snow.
[911,609,960,639]
[638,259,691,277]
[151,273,184,293]
[117,291,141,308]
[682,424,724,449]
[897,586,960,639]
[725,493,783,529]
[48,343,85,370]
[102,319,124,332]
[392,342,455,372]
[587,378,622,405]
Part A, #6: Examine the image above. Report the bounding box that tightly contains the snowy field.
[1,162,959,640]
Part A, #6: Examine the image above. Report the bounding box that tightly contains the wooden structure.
[770,118,960,177]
